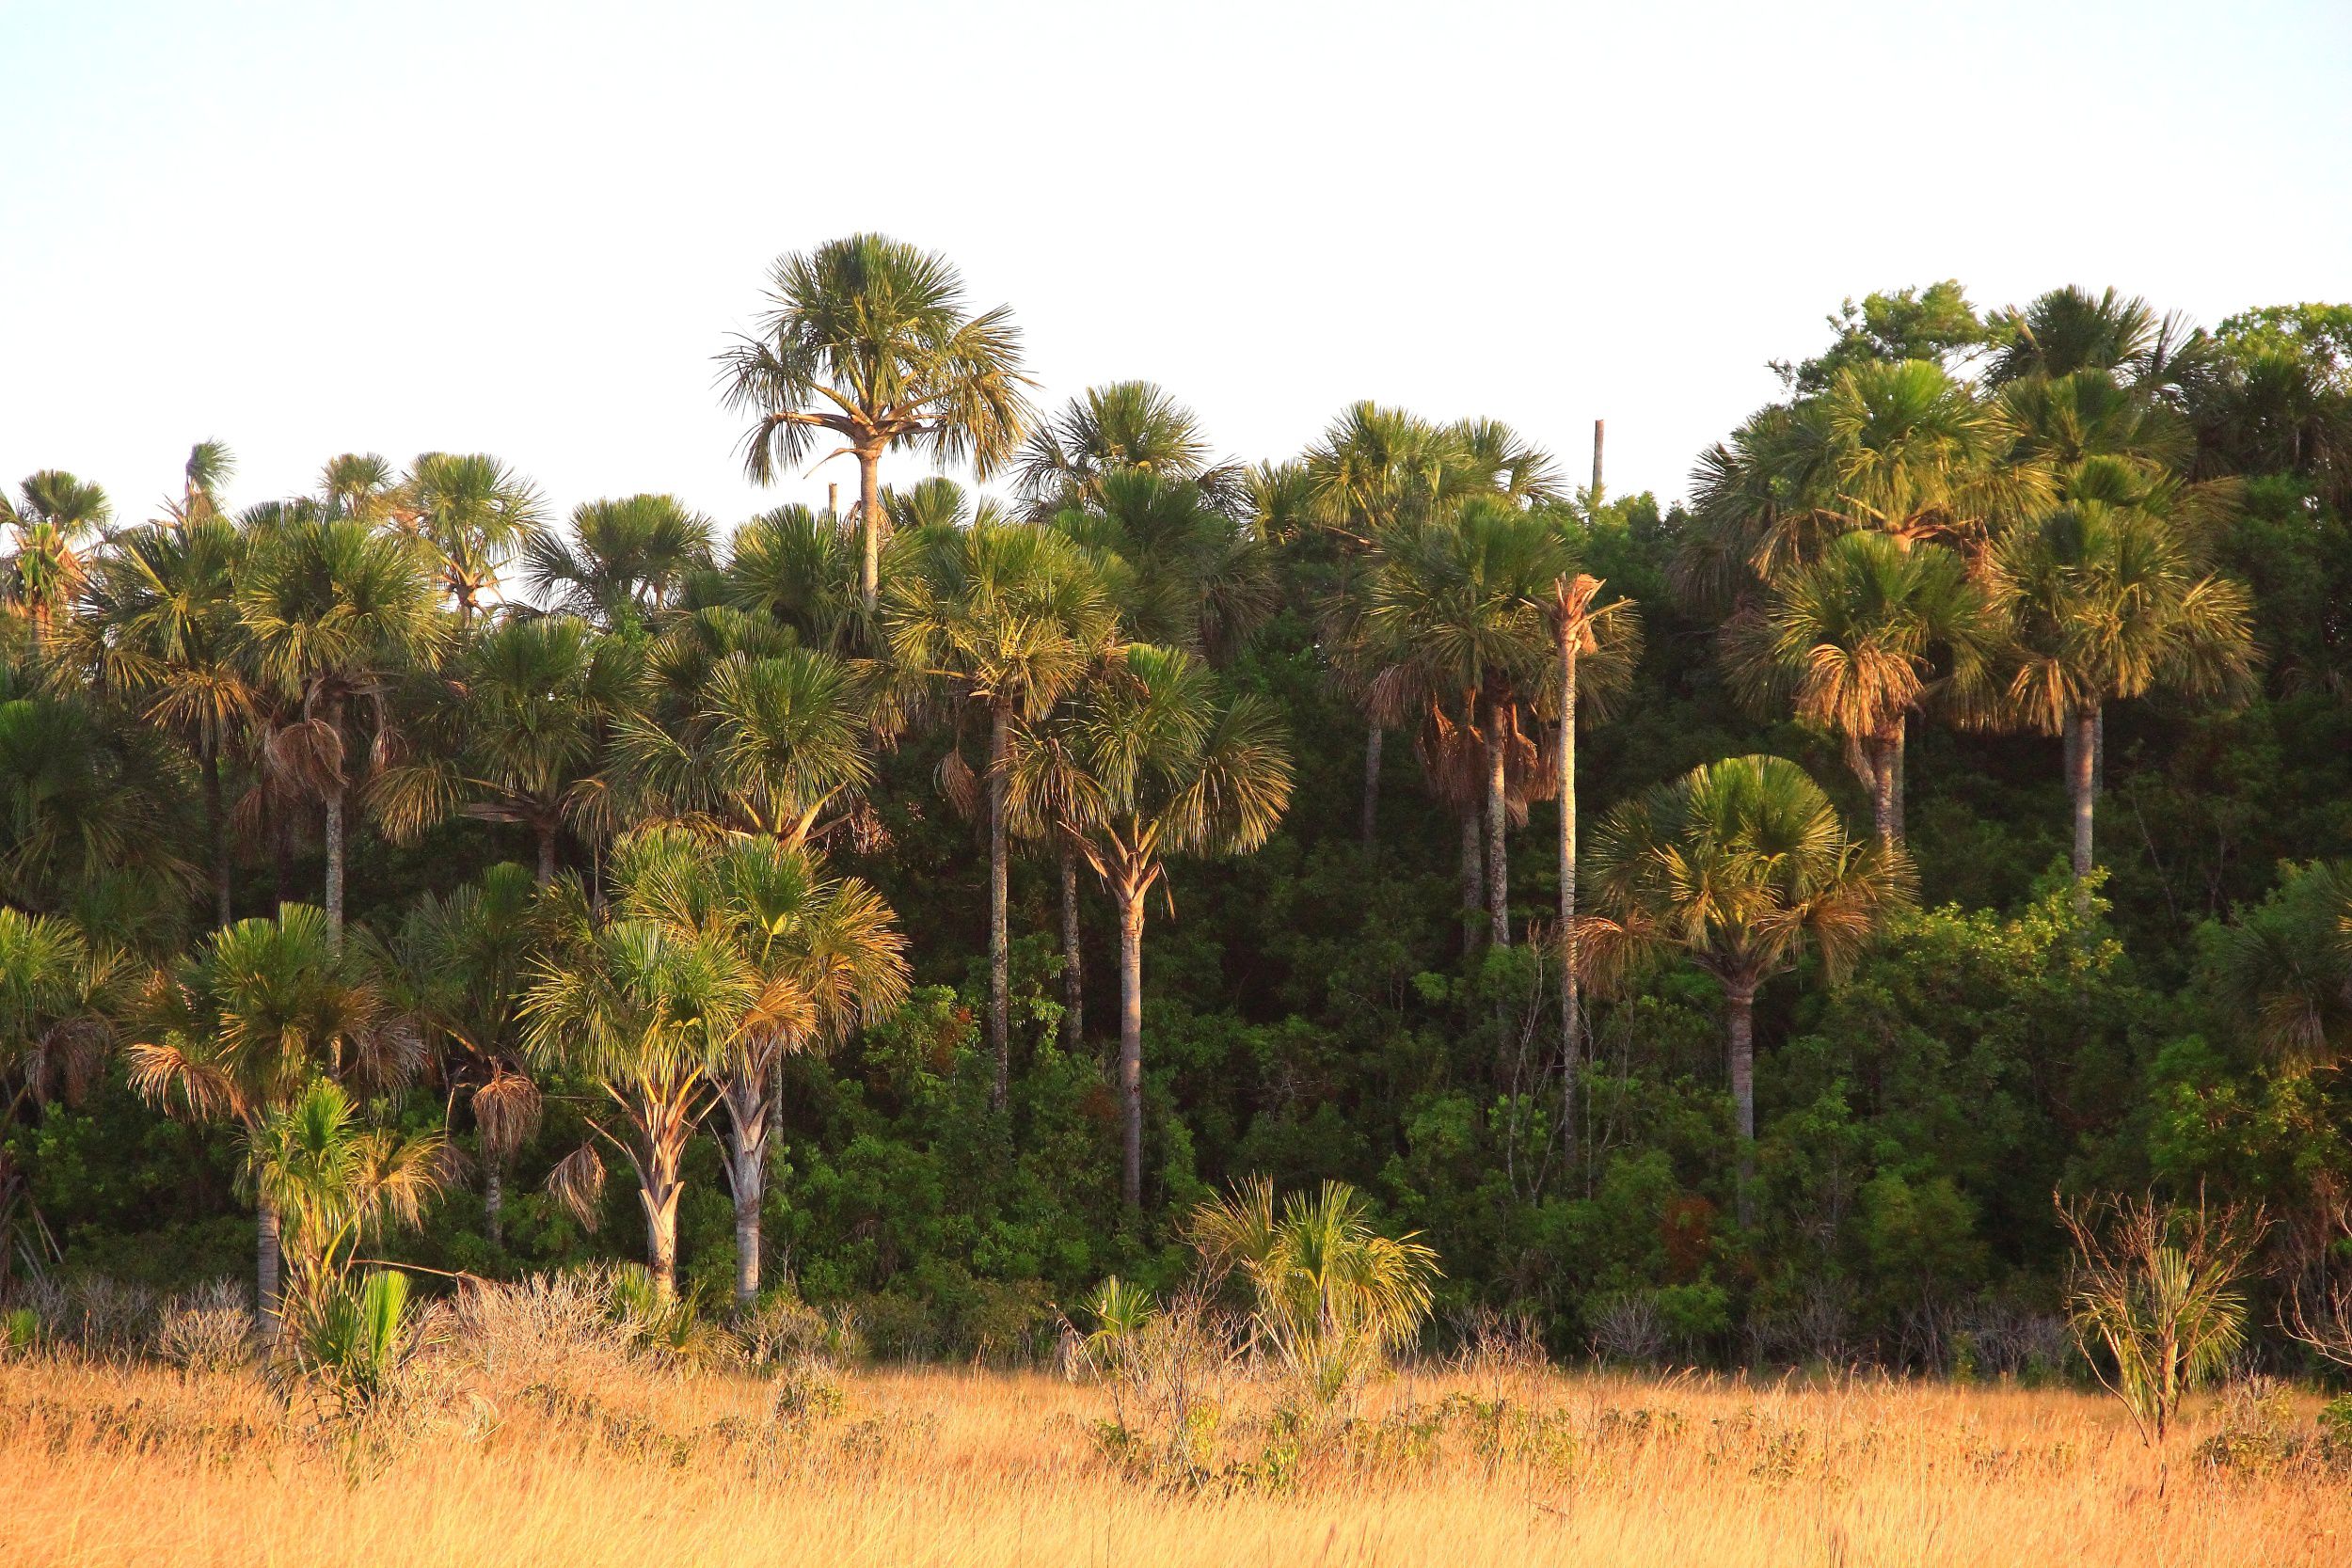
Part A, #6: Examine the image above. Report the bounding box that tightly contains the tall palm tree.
[1550,570,1641,1172]
[403,452,547,625]
[520,496,714,630]
[236,513,450,945]
[1062,644,1293,1207]
[1581,755,1913,1224]
[721,233,1034,612]
[125,904,420,1324]
[176,440,235,523]
[1982,496,2258,901]
[1986,285,2211,396]
[57,515,256,925]
[3,470,113,641]
[689,832,908,1306]
[520,831,763,1299]
[1360,498,1576,945]
[1014,380,1246,518]
[388,863,546,1250]
[883,517,1116,1110]
[1728,531,1997,844]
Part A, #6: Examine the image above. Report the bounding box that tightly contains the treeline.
[1,240,2348,1369]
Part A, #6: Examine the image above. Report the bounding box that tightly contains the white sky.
[4,0,2348,528]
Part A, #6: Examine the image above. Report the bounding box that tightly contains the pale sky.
[5,0,2348,529]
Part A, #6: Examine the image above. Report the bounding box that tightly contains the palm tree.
[403,452,547,625]
[235,513,450,946]
[1014,380,1246,518]
[1728,531,1997,844]
[724,503,865,652]
[1063,644,1293,1207]
[1981,496,2258,901]
[520,830,763,1299]
[1986,285,2211,395]
[244,1074,446,1320]
[688,833,908,1306]
[176,441,235,523]
[56,515,256,925]
[388,863,546,1250]
[125,904,421,1324]
[1188,1177,1438,1408]
[1360,498,1575,945]
[612,637,873,844]
[3,470,112,641]
[1004,704,1108,1053]
[1550,570,1641,1172]
[1581,755,1913,1224]
[721,233,1034,612]
[443,615,640,883]
[0,680,196,920]
[520,495,714,630]
[2213,860,2352,1071]
[1050,467,1274,660]
[883,517,1116,1110]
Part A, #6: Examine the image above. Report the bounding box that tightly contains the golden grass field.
[6,1336,2349,1568]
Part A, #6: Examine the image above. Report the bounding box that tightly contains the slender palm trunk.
[483,1159,503,1252]
[324,785,345,950]
[987,706,1010,1114]
[255,1195,282,1333]
[1058,844,1084,1052]
[1118,881,1146,1210]
[535,821,558,888]
[1459,807,1485,942]
[1360,724,1384,845]
[1892,721,1907,842]
[1484,712,1511,947]
[271,795,294,910]
[203,742,231,928]
[1867,735,1899,847]
[723,1071,768,1308]
[1559,632,1581,1177]
[2070,705,2098,904]
[1725,979,1757,1228]
[857,449,882,615]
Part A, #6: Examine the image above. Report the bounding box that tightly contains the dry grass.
[2,1340,2347,1567]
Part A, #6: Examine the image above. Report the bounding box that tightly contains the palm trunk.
[987,706,1010,1114]
[1459,807,1485,943]
[256,1195,282,1333]
[724,1075,768,1309]
[1484,712,1511,947]
[1559,630,1581,1177]
[1725,978,1757,1228]
[1118,881,1146,1210]
[535,821,557,888]
[857,450,882,615]
[642,1169,681,1302]
[1892,720,1907,842]
[1360,724,1384,845]
[203,743,232,928]
[324,785,345,950]
[2070,705,2098,906]
[1058,844,1084,1052]
[484,1159,503,1252]
[1867,735,1899,847]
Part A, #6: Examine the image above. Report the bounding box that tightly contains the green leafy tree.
[402,451,547,625]
[1015,380,1246,518]
[520,495,714,630]
[2,470,112,642]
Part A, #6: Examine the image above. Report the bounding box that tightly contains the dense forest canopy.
[4,247,2349,1369]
